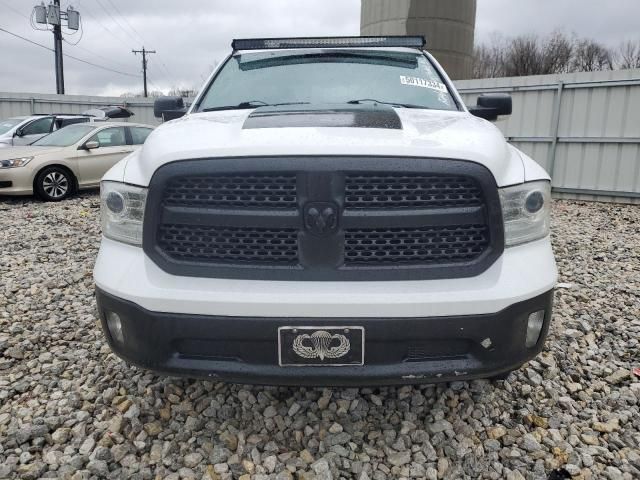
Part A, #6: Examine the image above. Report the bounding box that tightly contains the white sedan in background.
[0,122,154,201]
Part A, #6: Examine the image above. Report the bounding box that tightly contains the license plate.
[278,326,364,366]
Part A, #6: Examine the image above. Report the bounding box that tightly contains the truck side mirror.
[468,94,512,121]
[154,96,187,121]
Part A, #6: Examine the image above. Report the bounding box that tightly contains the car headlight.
[100,181,147,246]
[0,156,33,168]
[499,180,551,247]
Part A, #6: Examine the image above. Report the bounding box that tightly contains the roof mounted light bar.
[231,36,426,51]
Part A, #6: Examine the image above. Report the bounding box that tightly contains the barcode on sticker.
[400,76,448,93]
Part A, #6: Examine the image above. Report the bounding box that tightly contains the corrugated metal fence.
[0,91,160,126]
[3,69,640,203]
[455,68,640,204]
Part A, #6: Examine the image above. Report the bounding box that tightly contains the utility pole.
[33,1,81,94]
[52,0,64,94]
[132,47,156,97]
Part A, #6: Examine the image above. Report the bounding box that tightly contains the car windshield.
[0,118,23,135]
[32,124,97,147]
[195,49,458,112]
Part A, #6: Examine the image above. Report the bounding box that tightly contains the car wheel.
[35,166,74,201]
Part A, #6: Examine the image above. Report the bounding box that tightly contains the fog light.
[525,310,545,348]
[106,311,124,344]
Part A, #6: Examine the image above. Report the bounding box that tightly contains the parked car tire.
[35,166,74,201]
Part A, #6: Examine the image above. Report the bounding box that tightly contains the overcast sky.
[0,0,638,96]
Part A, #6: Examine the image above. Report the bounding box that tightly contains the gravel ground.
[0,193,639,480]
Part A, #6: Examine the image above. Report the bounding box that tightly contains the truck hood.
[125,107,525,187]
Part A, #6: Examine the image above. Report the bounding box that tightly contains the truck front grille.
[345,173,483,209]
[344,225,489,265]
[163,173,298,209]
[158,224,298,264]
[144,157,504,281]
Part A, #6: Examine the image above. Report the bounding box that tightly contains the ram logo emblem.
[304,202,338,236]
[292,330,350,360]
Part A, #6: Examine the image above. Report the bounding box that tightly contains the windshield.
[32,124,97,147]
[0,118,23,135]
[195,49,458,112]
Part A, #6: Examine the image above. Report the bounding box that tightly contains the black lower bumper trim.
[96,288,554,386]
[0,181,12,188]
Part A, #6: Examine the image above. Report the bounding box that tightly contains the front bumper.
[96,287,554,386]
[0,167,34,195]
[94,236,557,318]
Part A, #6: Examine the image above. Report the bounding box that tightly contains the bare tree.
[618,40,640,69]
[167,87,199,98]
[572,38,613,71]
[540,31,574,74]
[473,33,506,78]
[472,31,619,78]
[504,35,543,76]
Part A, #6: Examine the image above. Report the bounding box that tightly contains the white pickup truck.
[94,36,557,385]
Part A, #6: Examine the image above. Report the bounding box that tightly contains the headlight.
[499,180,551,247]
[0,156,33,168]
[100,181,147,246]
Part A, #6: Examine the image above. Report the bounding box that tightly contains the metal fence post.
[547,81,564,183]
[30,97,35,114]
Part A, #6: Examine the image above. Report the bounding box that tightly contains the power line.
[103,0,144,44]
[92,0,176,87]
[97,0,176,87]
[4,0,174,89]
[94,0,139,45]
[0,0,30,20]
[62,51,142,78]
[79,1,131,50]
[0,26,141,78]
[145,55,174,88]
[63,37,135,71]
[155,56,176,85]
[0,26,52,51]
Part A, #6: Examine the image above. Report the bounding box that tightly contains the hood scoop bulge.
[242,104,403,130]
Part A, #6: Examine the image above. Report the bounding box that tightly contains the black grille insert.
[158,224,298,265]
[163,173,298,209]
[344,225,489,265]
[345,173,482,209]
[145,157,504,281]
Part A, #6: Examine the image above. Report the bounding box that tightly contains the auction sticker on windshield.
[400,75,448,93]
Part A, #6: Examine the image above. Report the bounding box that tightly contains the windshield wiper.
[347,99,430,109]
[202,101,267,112]
[202,101,311,112]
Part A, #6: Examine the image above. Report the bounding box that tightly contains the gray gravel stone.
[387,450,411,466]
[1,195,639,480]
[86,459,109,476]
